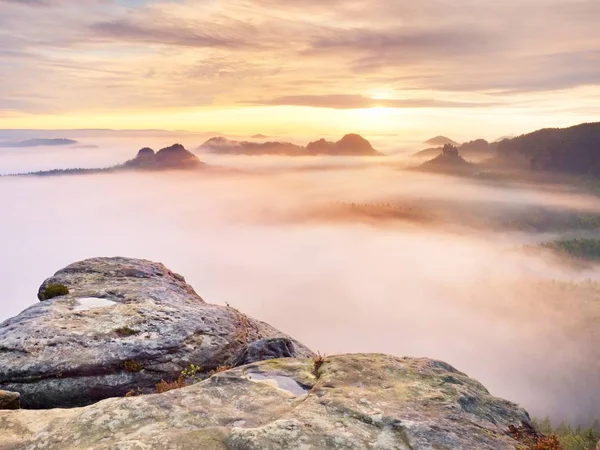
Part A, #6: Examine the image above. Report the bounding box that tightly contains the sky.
[0,0,599,139]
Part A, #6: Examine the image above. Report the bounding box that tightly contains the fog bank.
[1,160,599,424]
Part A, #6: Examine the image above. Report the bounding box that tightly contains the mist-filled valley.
[2,140,600,428]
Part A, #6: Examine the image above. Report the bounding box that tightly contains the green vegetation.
[155,364,205,394]
[496,122,600,174]
[39,283,69,300]
[123,360,144,373]
[541,239,600,262]
[535,418,600,450]
[114,327,139,337]
[181,363,203,380]
[508,423,563,450]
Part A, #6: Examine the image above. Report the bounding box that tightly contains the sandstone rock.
[306,134,381,156]
[123,143,203,170]
[233,337,297,366]
[0,257,313,409]
[0,354,532,449]
[0,390,20,410]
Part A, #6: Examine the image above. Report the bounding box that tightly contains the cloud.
[252,94,498,109]
[0,0,53,5]
[0,0,599,125]
[89,17,256,49]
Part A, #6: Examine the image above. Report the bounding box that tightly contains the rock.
[442,143,459,157]
[200,135,381,156]
[0,390,20,410]
[0,354,533,449]
[123,143,203,170]
[419,144,473,174]
[335,133,379,155]
[306,138,336,154]
[306,134,381,156]
[0,257,313,409]
[233,337,297,366]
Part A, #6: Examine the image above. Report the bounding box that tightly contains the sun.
[370,89,392,100]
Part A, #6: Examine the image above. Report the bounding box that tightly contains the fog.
[1,146,600,425]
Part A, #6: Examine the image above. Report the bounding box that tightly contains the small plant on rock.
[508,423,565,450]
[181,363,203,380]
[39,284,69,300]
[115,327,138,337]
[155,376,186,394]
[125,387,142,397]
[155,364,204,394]
[312,352,327,379]
[214,365,232,374]
[123,360,143,373]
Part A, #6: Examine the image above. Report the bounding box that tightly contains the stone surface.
[0,390,20,410]
[0,354,532,449]
[233,337,298,367]
[0,257,313,409]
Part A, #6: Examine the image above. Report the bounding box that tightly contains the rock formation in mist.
[0,257,538,448]
[491,122,600,174]
[413,138,497,160]
[200,136,305,156]
[200,134,382,156]
[419,144,473,174]
[0,138,78,148]
[423,136,459,146]
[123,143,203,170]
[16,143,204,177]
[306,133,382,156]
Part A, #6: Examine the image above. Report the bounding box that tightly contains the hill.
[122,144,203,170]
[413,139,496,161]
[492,122,600,174]
[200,137,304,155]
[199,134,382,156]
[0,138,78,148]
[419,144,473,174]
[424,136,459,146]
[12,143,204,177]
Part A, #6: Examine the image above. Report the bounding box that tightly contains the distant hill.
[423,136,458,146]
[199,134,382,156]
[413,139,496,161]
[0,138,78,148]
[200,137,304,156]
[419,144,473,174]
[491,122,600,174]
[12,143,204,176]
[122,144,203,170]
[306,134,381,156]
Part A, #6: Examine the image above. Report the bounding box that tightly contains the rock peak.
[0,257,313,409]
[124,143,203,170]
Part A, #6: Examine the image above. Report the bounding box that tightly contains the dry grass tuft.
[123,360,144,373]
[312,352,327,379]
[155,376,187,394]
